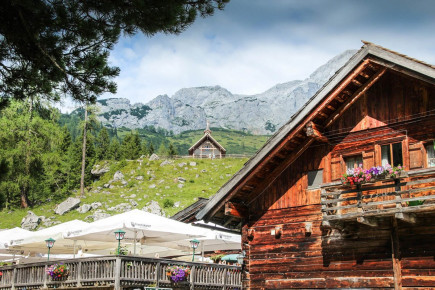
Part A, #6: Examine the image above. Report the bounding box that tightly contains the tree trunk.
[21,97,33,208]
[80,104,88,196]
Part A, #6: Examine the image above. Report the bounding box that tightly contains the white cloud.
[96,0,435,106]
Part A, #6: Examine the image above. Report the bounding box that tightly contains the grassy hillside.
[0,157,248,229]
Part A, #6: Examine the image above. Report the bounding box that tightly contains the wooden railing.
[321,168,435,227]
[0,256,242,290]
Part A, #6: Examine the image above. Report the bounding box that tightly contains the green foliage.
[158,143,167,156]
[95,128,110,160]
[167,143,177,158]
[0,0,229,107]
[130,106,152,119]
[0,101,67,207]
[264,120,276,133]
[108,139,122,161]
[163,199,174,208]
[120,132,142,160]
[101,109,127,120]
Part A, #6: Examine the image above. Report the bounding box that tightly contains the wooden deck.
[321,168,435,228]
[0,256,241,290]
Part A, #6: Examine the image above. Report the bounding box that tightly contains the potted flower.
[166,265,191,283]
[0,271,3,281]
[46,264,69,281]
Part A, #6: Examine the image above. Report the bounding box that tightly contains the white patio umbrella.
[65,209,206,255]
[159,228,241,254]
[0,227,31,254]
[9,220,114,255]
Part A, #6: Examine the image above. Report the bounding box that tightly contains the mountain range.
[82,49,357,135]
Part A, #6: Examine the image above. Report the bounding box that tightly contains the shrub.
[163,199,174,208]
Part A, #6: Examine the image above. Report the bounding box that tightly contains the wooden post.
[155,262,161,288]
[77,260,82,287]
[391,218,403,290]
[114,257,121,290]
[190,265,195,290]
[222,267,227,290]
[43,265,47,288]
[11,267,16,290]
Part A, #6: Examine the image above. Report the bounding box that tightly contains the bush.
[163,199,174,208]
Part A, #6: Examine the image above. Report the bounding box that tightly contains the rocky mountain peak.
[82,49,357,135]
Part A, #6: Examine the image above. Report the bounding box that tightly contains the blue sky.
[61,0,435,110]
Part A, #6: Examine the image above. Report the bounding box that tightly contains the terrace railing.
[321,167,435,227]
[0,256,242,290]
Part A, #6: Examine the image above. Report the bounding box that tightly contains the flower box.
[341,164,403,186]
[46,264,69,281]
[166,265,190,283]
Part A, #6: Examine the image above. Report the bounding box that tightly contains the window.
[307,169,323,189]
[344,155,363,170]
[426,142,435,167]
[381,142,403,167]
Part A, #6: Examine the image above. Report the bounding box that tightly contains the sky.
[61,0,435,111]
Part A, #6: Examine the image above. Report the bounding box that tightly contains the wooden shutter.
[409,143,424,169]
[331,156,342,181]
[363,151,375,169]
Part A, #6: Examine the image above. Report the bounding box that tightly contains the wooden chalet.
[189,121,226,158]
[196,42,435,289]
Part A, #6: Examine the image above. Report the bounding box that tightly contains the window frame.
[307,169,324,190]
[423,140,435,168]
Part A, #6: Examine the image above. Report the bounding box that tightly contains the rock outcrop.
[55,197,81,215]
[21,211,42,230]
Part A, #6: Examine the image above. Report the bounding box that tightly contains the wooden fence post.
[156,262,161,289]
[190,265,195,290]
[114,257,121,290]
[77,260,82,287]
[11,268,16,290]
[222,268,227,290]
[43,265,47,288]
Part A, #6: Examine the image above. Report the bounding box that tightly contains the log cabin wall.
[243,70,435,289]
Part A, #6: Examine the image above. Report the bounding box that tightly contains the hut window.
[344,155,363,170]
[307,169,323,189]
[426,142,435,167]
[381,142,403,167]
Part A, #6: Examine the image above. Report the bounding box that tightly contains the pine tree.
[95,127,110,160]
[158,143,167,157]
[108,139,121,161]
[167,143,178,158]
[148,143,155,155]
[120,132,142,160]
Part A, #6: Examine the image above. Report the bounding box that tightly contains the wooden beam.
[352,78,363,86]
[391,218,403,290]
[305,121,328,143]
[359,71,370,78]
[225,201,248,218]
[395,212,416,223]
[324,67,387,128]
[357,216,378,227]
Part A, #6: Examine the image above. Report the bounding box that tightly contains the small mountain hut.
[189,121,226,158]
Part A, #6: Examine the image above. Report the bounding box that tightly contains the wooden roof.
[196,41,435,228]
[170,197,209,223]
[188,132,226,154]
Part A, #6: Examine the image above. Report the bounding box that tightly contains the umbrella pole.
[201,241,204,262]
[134,231,137,255]
[73,240,76,258]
